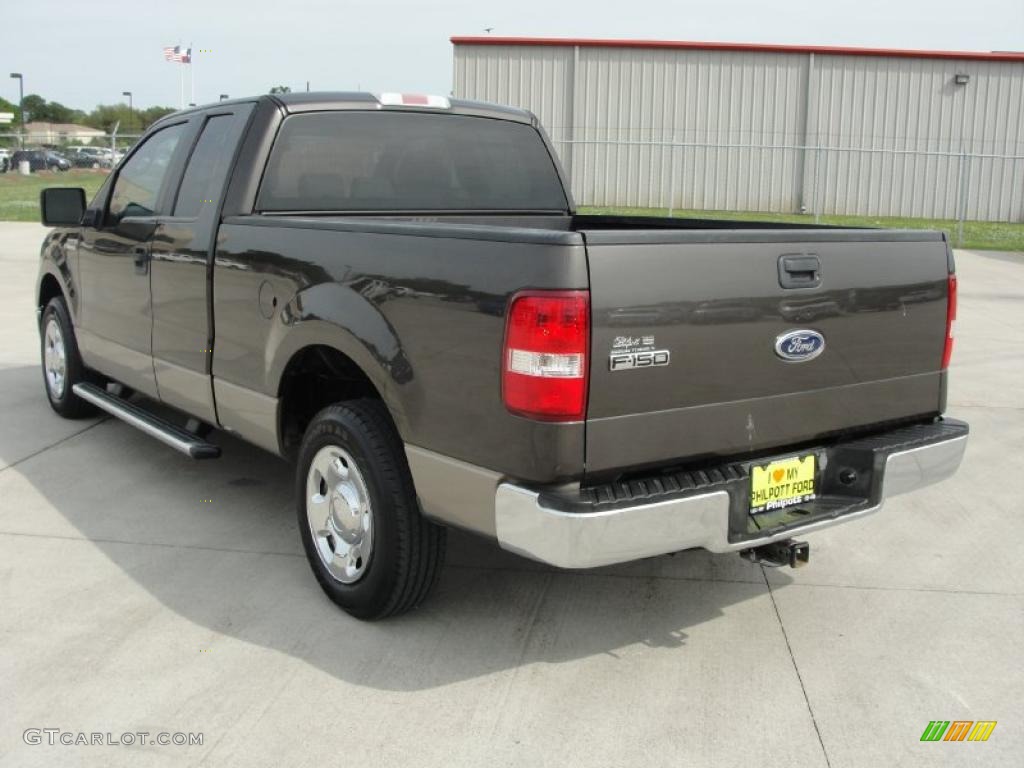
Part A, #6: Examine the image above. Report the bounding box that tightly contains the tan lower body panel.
[213,378,281,456]
[78,329,160,399]
[404,444,503,538]
[154,358,217,424]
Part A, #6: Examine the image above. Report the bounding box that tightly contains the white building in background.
[24,122,107,146]
[452,37,1024,222]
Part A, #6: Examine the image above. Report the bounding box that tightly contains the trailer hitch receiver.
[740,539,810,569]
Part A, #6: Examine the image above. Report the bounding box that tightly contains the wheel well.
[38,273,63,314]
[278,345,383,457]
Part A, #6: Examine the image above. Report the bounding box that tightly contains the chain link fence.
[3,129,1021,243]
[553,138,1024,240]
[0,131,143,169]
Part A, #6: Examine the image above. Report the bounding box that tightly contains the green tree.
[0,96,18,147]
[269,85,291,94]
[137,106,175,129]
[0,96,19,124]
[83,104,128,133]
[83,103,176,134]
[19,94,85,124]
[21,94,45,121]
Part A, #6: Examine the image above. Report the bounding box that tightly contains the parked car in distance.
[65,146,114,169]
[86,146,114,167]
[11,149,70,172]
[45,151,72,171]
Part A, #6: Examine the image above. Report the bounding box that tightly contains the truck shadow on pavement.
[1,364,790,690]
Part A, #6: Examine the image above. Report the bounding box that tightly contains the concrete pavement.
[0,222,1020,767]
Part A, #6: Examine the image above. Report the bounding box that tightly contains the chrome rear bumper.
[495,420,968,569]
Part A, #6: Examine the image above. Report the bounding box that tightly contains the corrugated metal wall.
[453,43,1024,222]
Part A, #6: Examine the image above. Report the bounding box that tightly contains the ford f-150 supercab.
[36,91,968,619]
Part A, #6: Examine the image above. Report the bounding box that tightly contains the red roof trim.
[450,36,1024,63]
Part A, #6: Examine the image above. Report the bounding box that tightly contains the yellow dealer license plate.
[750,454,817,514]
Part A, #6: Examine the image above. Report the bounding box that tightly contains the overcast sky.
[3,0,1022,111]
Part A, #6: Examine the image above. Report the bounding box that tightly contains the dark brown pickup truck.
[36,92,967,619]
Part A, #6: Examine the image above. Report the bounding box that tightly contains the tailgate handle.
[779,254,821,289]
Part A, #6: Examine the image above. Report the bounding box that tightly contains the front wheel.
[296,400,446,620]
[40,296,97,418]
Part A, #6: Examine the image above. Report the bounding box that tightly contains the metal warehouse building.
[452,37,1024,222]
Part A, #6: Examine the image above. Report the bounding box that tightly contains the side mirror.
[40,187,86,227]
[81,208,103,228]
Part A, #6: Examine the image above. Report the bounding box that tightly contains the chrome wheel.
[43,318,67,399]
[305,445,374,584]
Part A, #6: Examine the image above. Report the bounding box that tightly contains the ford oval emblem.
[774,329,825,362]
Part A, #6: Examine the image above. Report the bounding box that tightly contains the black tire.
[40,296,97,418]
[296,400,446,620]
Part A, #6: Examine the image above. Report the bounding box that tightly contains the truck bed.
[228,211,951,481]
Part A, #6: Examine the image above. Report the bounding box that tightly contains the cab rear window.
[256,111,568,213]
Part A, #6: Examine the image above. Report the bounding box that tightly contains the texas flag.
[162,45,191,64]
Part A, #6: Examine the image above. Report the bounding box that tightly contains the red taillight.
[502,290,589,421]
[942,274,957,369]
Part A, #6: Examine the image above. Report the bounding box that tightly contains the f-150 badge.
[609,336,671,371]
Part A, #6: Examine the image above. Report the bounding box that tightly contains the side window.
[173,115,241,218]
[108,124,186,221]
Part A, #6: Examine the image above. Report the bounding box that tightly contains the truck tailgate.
[581,228,952,474]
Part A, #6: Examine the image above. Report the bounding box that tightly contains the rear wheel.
[296,400,446,620]
[40,296,96,418]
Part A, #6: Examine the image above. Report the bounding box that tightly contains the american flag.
[162,45,191,63]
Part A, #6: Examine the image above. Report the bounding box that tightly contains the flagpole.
[189,42,194,105]
[178,44,184,110]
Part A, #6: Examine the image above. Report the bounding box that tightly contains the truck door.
[77,121,191,397]
[150,106,254,423]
